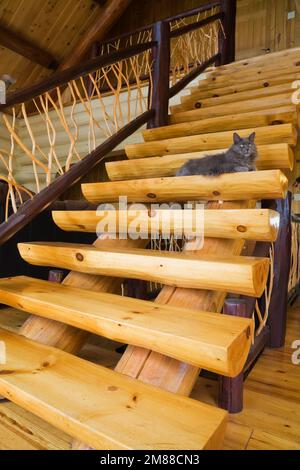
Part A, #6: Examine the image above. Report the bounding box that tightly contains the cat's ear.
[249,132,256,143]
[233,132,241,144]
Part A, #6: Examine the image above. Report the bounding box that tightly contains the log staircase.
[0,44,298,449]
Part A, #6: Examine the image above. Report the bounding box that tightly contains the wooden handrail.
[0,41,155,110]
[96,1,221,48]
[169,12,223,38]
[0,110,153,246]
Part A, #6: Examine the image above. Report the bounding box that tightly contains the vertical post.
[87,41,101,97]
[218,298,253,413]
[147,20,170,129]
[218,0,236,65]
[262,194,292,348]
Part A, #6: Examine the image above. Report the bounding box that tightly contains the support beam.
[0,23,58,69]
[59,0,133,71]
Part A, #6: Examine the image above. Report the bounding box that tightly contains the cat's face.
[232,132,256,159]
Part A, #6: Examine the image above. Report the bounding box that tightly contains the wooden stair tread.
[169,94,295,123]
[125,124,296,159]
[52,208,279,242]
[18,242,270,297]
[81,170,288,203]
[106,144,294,181]
[174,83,295,113]
[142,108,297,141]
[187,73,300,101]
[0,276,253,375]
[0,328,227,449]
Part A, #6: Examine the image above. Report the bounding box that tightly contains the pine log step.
[189,73,300,101]
[195,65,300,92]
[0,328,227,449]
[18,242,270,297]
[192,54,300,89]
[52,208,279,242]
[82,170,288,203]
[142,107,298,141]
[107,144,294,181]
[125,124,296,159]
[0,276,253,375]
[203,47,300,78]
[169,93,296,122]
[174,83,295,113]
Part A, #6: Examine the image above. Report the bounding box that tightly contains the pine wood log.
[52,208,279,242]
[126,124,296,159]
[143,107,298,141]
[81,170,288,204]
[0,276,253,376]
[106,144,294,181]
[0,328,227,450]
[17,242,270,297]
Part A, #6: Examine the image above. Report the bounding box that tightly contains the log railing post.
[218,0,236,65]
[262,194,292,348]
[147,20,170,128]
[218,298,253,413]
[87,41,101,97]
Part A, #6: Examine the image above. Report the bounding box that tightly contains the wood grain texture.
[19,237,147,352]
[106,144,295,181]
[17,243,270,297]
[0,328,227,450]
[174,83,297,113]
[187,74,300,101]
[1,299,300,450]
[170,94,297,121]
[125,124,297,158]
[82,170,288,203]
[0,23,57,69]
[143,107,298,141]
[0,276,253,376]
[52,208,280,242]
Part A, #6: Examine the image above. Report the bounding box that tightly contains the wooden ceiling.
[0,0,105,91]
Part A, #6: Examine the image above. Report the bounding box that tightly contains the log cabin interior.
[0,0,299,452]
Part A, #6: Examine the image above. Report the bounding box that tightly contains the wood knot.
[213,190,220,196]
[107,386,118,391]
[271,120,283,125]
[296,61,300,66]
[237,225,247,233]
[263,82,269,87]
[195,102,202,109]
[246,326,251,339]
[76,252,84,261]
[147,193,156,199]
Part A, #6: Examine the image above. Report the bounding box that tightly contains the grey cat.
[176,132,257,177]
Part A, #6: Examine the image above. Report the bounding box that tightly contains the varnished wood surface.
[0,298,299,450]
[0,276,253,376]
[0,327,227,450]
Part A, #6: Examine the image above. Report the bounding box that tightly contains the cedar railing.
[0,0,235,245]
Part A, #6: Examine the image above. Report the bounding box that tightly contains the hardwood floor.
[0,299,299,450]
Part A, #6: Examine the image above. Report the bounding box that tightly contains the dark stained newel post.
[262,194,292,348]
[147,20,170,128]
[219,0,236,65]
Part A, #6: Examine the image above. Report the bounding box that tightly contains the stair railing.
[0,0,236,245]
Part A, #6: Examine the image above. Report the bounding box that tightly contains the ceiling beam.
[0,23,58,69]
[59,0,133,70]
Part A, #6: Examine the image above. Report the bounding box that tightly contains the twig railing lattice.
[0,1,234,245]
[0,44,154,218]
